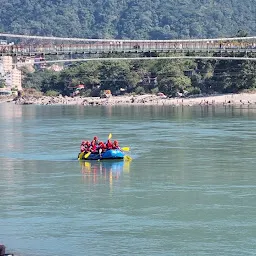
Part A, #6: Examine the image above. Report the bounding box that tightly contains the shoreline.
[1,92,256,106]
[0,95,15,104]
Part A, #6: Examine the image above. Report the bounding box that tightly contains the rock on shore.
[0,95,15,104]
[6,92,256,106]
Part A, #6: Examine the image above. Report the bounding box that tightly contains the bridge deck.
[0,34,255,58]
[0,40,256,57]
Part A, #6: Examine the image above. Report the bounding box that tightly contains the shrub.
[81,89,92,97]
[151,87,159,94]
[22,88,43,98]
[186,87,201,96]
[135,86,145,95]
[45,90,59,96]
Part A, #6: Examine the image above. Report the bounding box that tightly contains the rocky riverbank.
[2,93,256,106]
[0,95,15,104]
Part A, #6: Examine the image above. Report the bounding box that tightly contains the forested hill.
[0,0,255,39]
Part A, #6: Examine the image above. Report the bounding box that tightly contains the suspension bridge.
[0,33,256,62]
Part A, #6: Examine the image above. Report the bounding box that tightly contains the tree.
[0,76,5,88]
[0,0,255,39]
[236,30,248,37]
[99,61,137,94]
[151,59,192,96]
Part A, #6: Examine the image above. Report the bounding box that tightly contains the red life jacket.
[106,142,112,149]
[91,144,97,152]
[98,143,106,150]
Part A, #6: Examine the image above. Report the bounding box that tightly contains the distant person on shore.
[0,244,5,256]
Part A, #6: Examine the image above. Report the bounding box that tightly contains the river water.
[0,103,256,256]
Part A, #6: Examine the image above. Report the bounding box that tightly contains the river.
[0,103,256,256]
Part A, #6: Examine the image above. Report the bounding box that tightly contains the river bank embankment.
[0,95,15,104]
[1,92,256,106]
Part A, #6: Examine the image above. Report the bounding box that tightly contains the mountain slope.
[0,0,255,39]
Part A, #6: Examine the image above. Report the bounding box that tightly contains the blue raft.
[78,149,125,160]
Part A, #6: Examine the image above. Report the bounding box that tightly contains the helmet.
[85,141,90,145]
[94,136,98,140]
[99,141,104,144]
[114,140,118,144]
[81,141,86,145]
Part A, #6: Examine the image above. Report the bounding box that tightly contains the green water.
[0,103,256,256]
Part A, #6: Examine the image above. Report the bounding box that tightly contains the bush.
[80,89,92,97]
[45,90,59,96]
[22,88,43,98]
[186,87,201,96]
[151,87,159,94]
[135,86,145,95]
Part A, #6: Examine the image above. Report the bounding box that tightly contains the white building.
[1,56,13,73]
[11,67,22,91]
[0,61,4,76]
[0,56,22,91]
[16,56,35,70]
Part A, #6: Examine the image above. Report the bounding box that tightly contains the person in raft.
[80,137,121,153]
[84,141,91,152]
[91,136,99,145]
[80,141,86,152]
[106,139,113,149]
[80,140,91,152]
[98,141,107,152]
[112,140,121,150]
[90,140,97,153]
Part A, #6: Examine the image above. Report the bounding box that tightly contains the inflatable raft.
[78,149,125,160]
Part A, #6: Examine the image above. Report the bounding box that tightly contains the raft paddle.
[124,155,132,161]
[83,151,91,159]
[108,134,129,151]
[78,152,84,160]
[99,148,103,159]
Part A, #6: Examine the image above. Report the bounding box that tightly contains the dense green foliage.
[22,57,256,97]
[1,0,255,96]
[0,0,255,39]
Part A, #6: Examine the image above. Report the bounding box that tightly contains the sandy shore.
[2,92,256,106]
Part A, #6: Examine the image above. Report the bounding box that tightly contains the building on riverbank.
[0,56,22,92]
[1,56,13,73]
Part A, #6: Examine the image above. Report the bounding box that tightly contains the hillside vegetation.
[0,0,255,39]
[21,58,256,97]
[1,0,255,97]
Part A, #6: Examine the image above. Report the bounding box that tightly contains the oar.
[109,133,129,151]
[78,152,84,160]
[124,155,132,161]
[98,148,103,160]
[84,151,91,159]
[108,133,130,156]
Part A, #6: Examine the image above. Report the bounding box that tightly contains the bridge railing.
[0,36,256,56]
[1,45,256,56]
